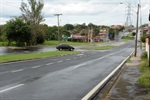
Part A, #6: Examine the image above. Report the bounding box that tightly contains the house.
[94,33,106,42]
[111,25,122,29]
[145,26,150,59]
[68,34,87,42]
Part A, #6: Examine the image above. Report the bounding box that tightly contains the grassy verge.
[81,45,116,50]
[0,51,80,63]
[42,40,89,46]
[138,52,150,90]
[121,36,134,42]
[0,40,97,47]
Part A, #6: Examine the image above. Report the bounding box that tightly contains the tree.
[132,32,136,37]
[5,18,31,46]
[20,0,44,25]
[20,0,45,45]
[63,24,74,31]
[47,26,58,40]
[0,25,6,42]
[140,30,146,43]
[108,28,115,40]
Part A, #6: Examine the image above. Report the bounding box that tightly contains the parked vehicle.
[56,44,75,51]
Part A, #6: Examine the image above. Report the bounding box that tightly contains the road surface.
[0,41,134,100]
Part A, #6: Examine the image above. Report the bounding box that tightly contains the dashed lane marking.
[32,65,42,69]
[0,84,24,93]
[73,57,77,59]
[11,69,24,73]
[66,59,71,61]
[57,60,63,63]
[46,63,54,65]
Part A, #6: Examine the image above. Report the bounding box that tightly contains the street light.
[54,14,62,45]
[121,3,140,57]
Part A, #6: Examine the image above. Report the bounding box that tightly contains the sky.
[0,0,150,26]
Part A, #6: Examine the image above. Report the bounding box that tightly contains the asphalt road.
[0,41,134,100]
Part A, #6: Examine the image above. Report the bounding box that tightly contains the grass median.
[0,51,80,63]
[81,45,116,50]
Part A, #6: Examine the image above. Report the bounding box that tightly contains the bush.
[139,59,149,72]
[141,52,147,59]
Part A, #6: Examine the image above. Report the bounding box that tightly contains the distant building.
[145,26,150,59]
[68,34,87,42]
[111,25,122,29]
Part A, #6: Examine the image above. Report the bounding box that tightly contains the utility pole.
[54,14,62,45]
[134,4,140,57]
[139,0,143,49]
[121,2,140,57]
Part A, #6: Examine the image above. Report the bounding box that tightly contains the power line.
[125,3,132,27]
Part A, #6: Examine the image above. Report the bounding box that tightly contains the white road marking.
[46,63,53,65]
[32,65,41,69]
[66,59,71,61]
[11,69,24,73]
[73,63,86,69]
[73,57,77,59]
[0,84,24,93]
[57,60,63,63]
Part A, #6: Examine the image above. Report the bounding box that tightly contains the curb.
[82,51,134,100]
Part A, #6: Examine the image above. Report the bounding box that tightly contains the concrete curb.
[82,51,134,100]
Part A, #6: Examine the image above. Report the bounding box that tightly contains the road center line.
[11,69,24,73]
[73,63,86,69]
[32,65,42,69]
[46,63,54,65]
[57,60,63,63]
[73,57,77,59]
[0,84,24,93]
[66,59,71,61]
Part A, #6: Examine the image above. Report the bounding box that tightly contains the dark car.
[56,44,75,51]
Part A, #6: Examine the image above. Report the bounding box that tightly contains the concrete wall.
[146,38,149,59]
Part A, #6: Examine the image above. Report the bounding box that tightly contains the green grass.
[121,36,134,40]
[138,53,150,90]
[0,40,94,46]
[0,41,16,46]
[81,45,116,50]
[0,51,80,63]
[138,70,150,90]
[38,40,90,46]
[0,42,8,46]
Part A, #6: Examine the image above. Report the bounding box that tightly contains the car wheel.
[69,48,73,51]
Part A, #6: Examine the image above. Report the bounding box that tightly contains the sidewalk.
[104,48,150,100]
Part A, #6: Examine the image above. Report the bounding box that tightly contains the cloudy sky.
[0,0,149,26]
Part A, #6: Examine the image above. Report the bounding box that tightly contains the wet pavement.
[0,46,57,55]
[104,48,150,100]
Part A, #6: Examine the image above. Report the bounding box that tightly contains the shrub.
[139,59,149,72]
[138,52,150,90]
[138,71,150,90]
[141,52,147,59]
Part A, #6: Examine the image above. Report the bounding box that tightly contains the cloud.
[43,0,120,18]
[0,0,149,26]
[0,1,21,18]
